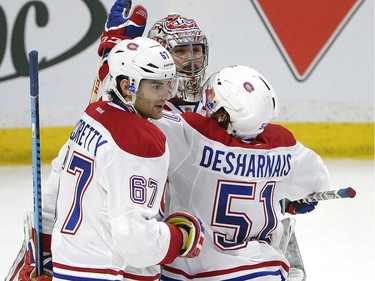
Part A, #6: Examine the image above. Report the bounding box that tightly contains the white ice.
[0,160,374,280]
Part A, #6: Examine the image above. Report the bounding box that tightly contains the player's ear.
[119,78,132,101]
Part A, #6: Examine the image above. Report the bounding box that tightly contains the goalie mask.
[148,14,209,102]
[107,37,178,105]
[201,65,279,141]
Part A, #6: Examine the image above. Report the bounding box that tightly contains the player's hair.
[211,108,231,130]
[106,75,129,104]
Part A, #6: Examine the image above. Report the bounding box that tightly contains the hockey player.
[95,2,316,279]
[97,0,209,114]
[151,65,330,280]
[9,37,205,281]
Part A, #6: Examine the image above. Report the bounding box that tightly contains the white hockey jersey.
[164,99,205,115]
[153,111,330,281]
[42,101,185,281]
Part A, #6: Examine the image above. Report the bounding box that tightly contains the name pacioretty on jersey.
[69,118,108,156]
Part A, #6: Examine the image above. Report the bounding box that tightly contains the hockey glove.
[165,212,205,258]
[18,231,52,281]
[97,0,148,81]
[286,201,318,215]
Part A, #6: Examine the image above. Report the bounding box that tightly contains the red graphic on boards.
[252,0,363,80]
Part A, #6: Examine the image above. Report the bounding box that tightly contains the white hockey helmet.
[107,37,178,104]
[148,14,209,102]
[201,65,279,140]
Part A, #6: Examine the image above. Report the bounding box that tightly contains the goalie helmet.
[148,14,209,102]
[201,65,279,140]
[107,37,178,104]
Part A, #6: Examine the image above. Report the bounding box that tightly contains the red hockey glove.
[286,201,318,215]
[18,231,52,281]
[165,212,205,258]
[97,0,148,81]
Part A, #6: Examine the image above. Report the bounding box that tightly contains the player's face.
[171,44,204,75]
[135,79,177,119]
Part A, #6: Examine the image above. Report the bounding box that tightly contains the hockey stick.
[29,50,43,276]
[296,187,356,204]
[90,60,102,103]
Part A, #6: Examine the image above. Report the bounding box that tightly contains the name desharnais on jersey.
[198,144,292,178]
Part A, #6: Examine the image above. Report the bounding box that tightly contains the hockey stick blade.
[297,187,356,204]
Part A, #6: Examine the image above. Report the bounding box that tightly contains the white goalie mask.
[107,37,178,105]
[201,65,279,140]
[148,14,209,102]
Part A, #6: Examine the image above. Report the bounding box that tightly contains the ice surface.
[0,160,374,280]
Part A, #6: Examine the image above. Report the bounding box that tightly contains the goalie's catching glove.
[98,0,148,81]
[165,212,205,258]
[286,201,318,215]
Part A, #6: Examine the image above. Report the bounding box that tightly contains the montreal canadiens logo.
[127,43,139,51]
[243,82,254,93]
